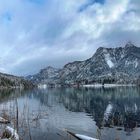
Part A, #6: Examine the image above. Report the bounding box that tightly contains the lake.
[0,86,140,140]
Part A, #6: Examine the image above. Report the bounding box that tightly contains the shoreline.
[82,84,137,88]
[37,83,138,89]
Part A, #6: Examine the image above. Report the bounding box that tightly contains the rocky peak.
[40,66,59,74]
[27,43,140,85]
[125,42,136,48]
[94,47,106,56]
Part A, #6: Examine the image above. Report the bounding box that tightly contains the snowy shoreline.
[37,83,138,89]
[82,84,136,88]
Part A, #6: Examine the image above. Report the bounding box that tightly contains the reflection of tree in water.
[90,87,140,132]
[90,96,106,128]
[30,87,140,133]
[65,87,140,131]
[0,89,27,103]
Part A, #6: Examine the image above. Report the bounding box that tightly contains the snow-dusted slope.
[27,66,61,84]
[58,42,140,84]
[27,43,140,85]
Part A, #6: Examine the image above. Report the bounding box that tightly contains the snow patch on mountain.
[27,42,140,85]
[104,53,114,68]
[134,59,138,68]
[125,58,139,68]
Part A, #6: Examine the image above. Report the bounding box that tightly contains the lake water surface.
[0,87,140,140]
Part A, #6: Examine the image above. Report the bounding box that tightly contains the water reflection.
[30,87,140,133]
[60,87,140,132]
[0,87,140,140]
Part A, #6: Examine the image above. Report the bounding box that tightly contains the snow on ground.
[82,84,136,88]
[75,134,99,140]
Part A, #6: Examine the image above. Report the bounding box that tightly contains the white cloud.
[0,0,139,75]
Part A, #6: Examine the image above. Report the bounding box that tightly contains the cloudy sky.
[0,0,140,76]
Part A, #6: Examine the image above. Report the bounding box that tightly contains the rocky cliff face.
[26,66,61,84]
[27,42,140,85]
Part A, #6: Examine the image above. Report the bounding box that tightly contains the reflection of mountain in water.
[0,86,139,139]
[31,87,140,132]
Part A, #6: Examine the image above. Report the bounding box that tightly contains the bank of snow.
[82,84,136,88]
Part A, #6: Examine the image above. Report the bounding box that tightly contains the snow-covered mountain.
[27,42,140,85]
[26,66,61,84]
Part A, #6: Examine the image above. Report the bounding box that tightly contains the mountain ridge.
[0,72,35,89]
[27,43,140,86]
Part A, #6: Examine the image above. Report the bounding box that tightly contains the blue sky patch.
[1,12,12,23]
[79,0,105,12]
[27,0,45,5]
